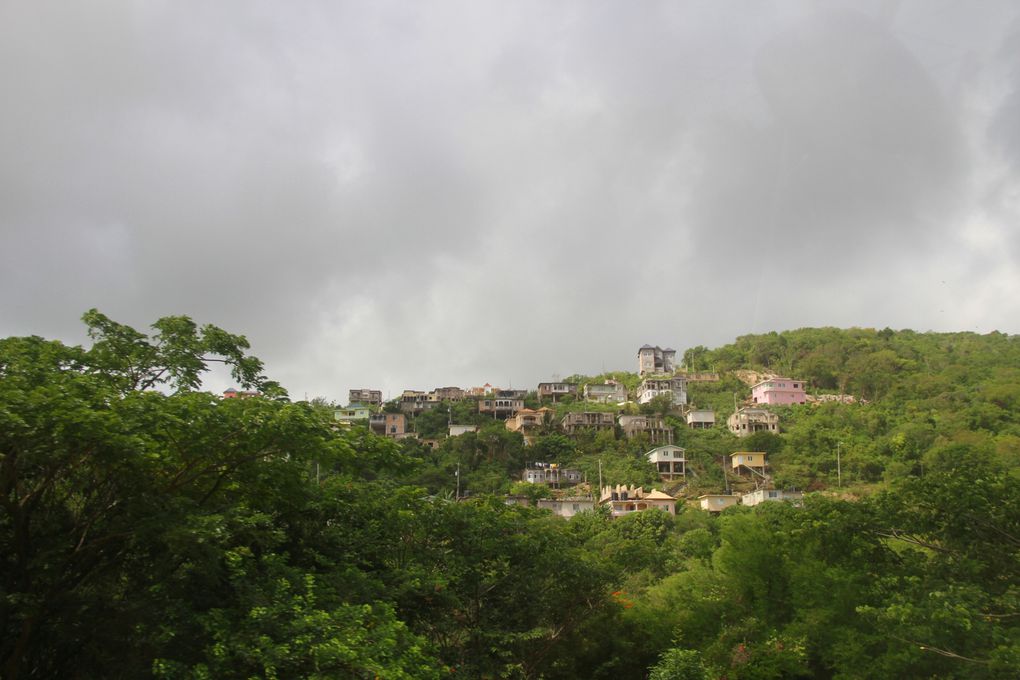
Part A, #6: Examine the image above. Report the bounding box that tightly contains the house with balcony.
[638,345,677,376]
[348,389,383,406]
[505,407,554,443]
[636,376,688,407]
[646,445,687,481]
[727,407,779,437]
[583,380,628,404]
[522,463,583,487]
[752,378,807,405]
[399,390,436,414]
[619,415,674,445]
[561,411,616,435]
[731,451,767,477]
[599,484,676,516]
[429,386,466,402]
[697,494,741,513]
[686,409,716,429]
[479,398,523,417]
[537,382,578,402]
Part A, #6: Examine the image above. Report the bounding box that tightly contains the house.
[334,404,371,424]
[223,388,259,399]
[727,407,779,437]
[561,411,616,435]
[646,445,687,481]
[537,382,578,402]
[348,389,383,406]
[536,497,595,518]
[449,424,478,437]
[522,463,583,487]
[698,494,741,513]
[479,398,523,417]
[430,386,465,402]
[399,390,435,414]
[752,378,807,405]
[741,488,803,507]
[638,345,677,376]
[370,413,407,438]
[599,484,676,516]
[636,377,688,407]
[505,407,554,443]
[583,380,628,404]
[731,451,767,477]
[619,415,674,445]
[686,409,716,429]
[468,383,493,397]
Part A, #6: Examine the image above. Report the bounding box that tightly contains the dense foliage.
[2,316,1018,678]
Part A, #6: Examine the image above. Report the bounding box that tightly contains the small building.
[583,380,628,404]
[638,345,677,376]
[370,413,407,438]
[636,377,688,407]
[536,497,595,518]
[449,424,478,437]
[727,407,779,437]
[741,488,803,507]
[348,389,383,406]
[619,415,674,445]
[537,382,578,402]
[599,484,676,517]
[646,445,687,481]
[686,409,716,429]
[479,398,523,417]
[430,386,466,402]
[522,463,583,487]
[334,404,371,424]
[698,494,741,513]
[752,378,807,406]
[561,411,616,435]
[731,451,767,476]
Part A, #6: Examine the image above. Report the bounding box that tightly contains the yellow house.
[697,494,741,513]
[731,451,767,475]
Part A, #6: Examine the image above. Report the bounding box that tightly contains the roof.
[639,344,655,350]
[643,490,676,501]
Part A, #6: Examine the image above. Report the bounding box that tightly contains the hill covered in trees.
[1,314,1018,678]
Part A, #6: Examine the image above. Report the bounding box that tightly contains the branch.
[892,636,990,665]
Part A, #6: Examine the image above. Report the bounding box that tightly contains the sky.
[2,0,1019,403]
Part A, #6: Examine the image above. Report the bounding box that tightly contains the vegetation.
[2,315,1019,678]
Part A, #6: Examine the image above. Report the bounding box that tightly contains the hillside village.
[304,344,859,518]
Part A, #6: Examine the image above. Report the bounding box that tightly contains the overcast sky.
[2,0,1019,402]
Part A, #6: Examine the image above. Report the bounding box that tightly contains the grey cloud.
[1,1,1019,401]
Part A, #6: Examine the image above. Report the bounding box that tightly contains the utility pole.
[598,459,603,498]
[837,441,842,488]
[456,463,461,501]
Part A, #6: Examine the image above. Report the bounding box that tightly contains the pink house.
[751,378,807,405]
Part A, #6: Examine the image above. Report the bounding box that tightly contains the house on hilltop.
[638,345,676,376]
[583,380,628,404]
[637,376,687,407]
[619,415,674,445]
[599,485,676,516]
[698,494,741,513]
[537,382,578,402]
[727,407,778,437]
[348,389,382,406]
[752,378,807,405]
[686,409,715,429]
[731,451,767,477]
[646,445,687,481]
[561,412,616,435]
